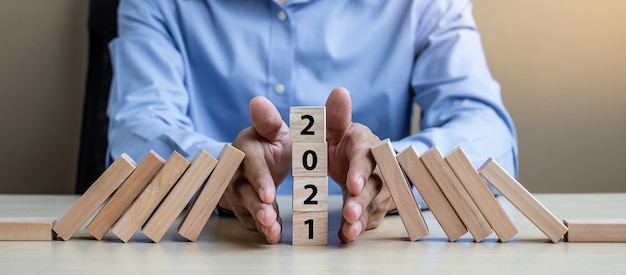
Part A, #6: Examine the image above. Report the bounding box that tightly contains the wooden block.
[53,153,136,241]
[397,146,467,242]
[479,158,567,243]
[421,147,492,242]
[178,144,245,241]
[292,177,328,212]
[370,139,429,241]
[292,142,327,177]
[564,219,626,242]
[292,211,327,245]
[111,151,190,243]
[86,151,165,240]
[0,217,57,241]
[445,148,518,242]
[290,106,326,142]
[142,149,217,243]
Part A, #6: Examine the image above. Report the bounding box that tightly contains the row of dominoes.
[370,139,626,243]
[12,144,245,243]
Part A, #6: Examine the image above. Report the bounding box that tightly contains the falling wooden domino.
[445,148,518,242]
[142,149,217,243]
[397,146,467,242]
[421,147,492,242]
[86,151,165,240]
[479,158,567,243]
[111,151,190,243]
[0,217,57,241]
[564,219,626,242]
[178,144,245,242]
[53,153,136,241]
[370,139,429,241]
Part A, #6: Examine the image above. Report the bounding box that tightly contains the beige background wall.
[0,0,624,194]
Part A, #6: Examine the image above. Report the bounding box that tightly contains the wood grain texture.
[397,146,467,242]
[445,148,518,242]
[289,106,326,142]
[292,177,328,212]
[178,144,244,241]
[86,151,165,240]
[292,211,328,246]
[0,217,57,241]
[421,147,492,242]
[292,142,328,177]
[111,151,190,243]
[142,150,217,243]
[479,158,567,243]
[52,153,136,241]
[563,219,626,243]
[370,139,429,241]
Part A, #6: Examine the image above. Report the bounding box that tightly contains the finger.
[232,177,282,243]
[249,96,289,143]
[237,142,277,204]
[344,125,380,195]
[325,87,352,144]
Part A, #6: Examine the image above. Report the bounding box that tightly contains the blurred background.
[0,0,624,194]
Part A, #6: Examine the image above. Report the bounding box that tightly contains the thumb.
[249,96,286,142]
[325,87,352,143]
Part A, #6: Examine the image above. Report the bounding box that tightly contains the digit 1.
[304,219,314,239]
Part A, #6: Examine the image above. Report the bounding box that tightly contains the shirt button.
[277,11,287,21]
[274,83,286,95]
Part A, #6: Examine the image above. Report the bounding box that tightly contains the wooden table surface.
[1,193,625,274]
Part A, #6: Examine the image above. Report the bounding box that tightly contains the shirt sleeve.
[392,1,518,207]
[106,1,226,164]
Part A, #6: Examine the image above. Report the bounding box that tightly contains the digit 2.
[303,184,318,205]
[300,114,315,135]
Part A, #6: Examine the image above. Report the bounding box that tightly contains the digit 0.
[302,150,318,170]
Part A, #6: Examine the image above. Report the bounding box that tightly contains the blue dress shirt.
[107,0,518,207]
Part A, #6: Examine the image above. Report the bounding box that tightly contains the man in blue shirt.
[108,0,517,244]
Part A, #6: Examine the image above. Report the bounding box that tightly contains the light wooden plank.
[370,139,429,241]
[397,146,467,242]
[142,150,217,243]
[178,144,244,241]
[0,217,57,241]
[479,158,567,243]
[292,177,328,212]
[289,106,326,142]
[421,147,492,242]
[52,154,136,241]
[292,211,328,246]
[564,219,626,242]
[85,151,165,240]
[445,148,518,242]
[111,151,190,243]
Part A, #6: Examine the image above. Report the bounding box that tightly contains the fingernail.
[352,202,362,218]
[258,187,265,201]
[256,209,266,225]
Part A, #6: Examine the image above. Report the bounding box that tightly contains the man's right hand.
[218,96,291,244]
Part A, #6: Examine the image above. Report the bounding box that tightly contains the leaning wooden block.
[397,146,467,242]
[293,177,328,212]
[0,217,57,241]
[292,142,328,177]
[53,153,136,241]
[479,158,567,243]
[111,151,190,243]
[421,147,492,242]
[142,149,217,243]
[178,144,245,242]
[370,139,429,241]
[445,148,518,242]
[86,151,165,240]
[564,219,626,242]
[290,106,326,142]
[292,211,328,246]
